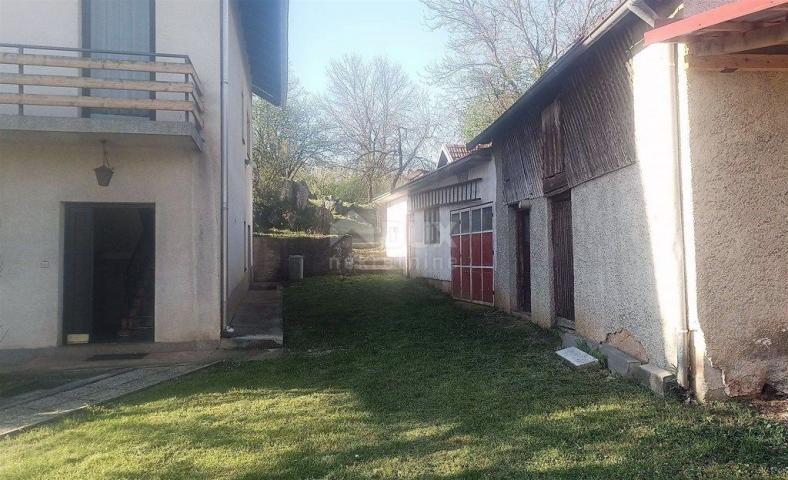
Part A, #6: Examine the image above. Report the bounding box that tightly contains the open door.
[551,192,574,324]
[63,206,95,343]
[63,204,155,344]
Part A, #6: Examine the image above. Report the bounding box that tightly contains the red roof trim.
[644,0,788,46]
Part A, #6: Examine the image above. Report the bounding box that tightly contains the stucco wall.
[571,43,685,368]
[0,143,215,348]
[226,1,255,316]
[686,70,788,396]
[0,1,233,348]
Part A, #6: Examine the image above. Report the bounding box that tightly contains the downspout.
[669,42,692,388]
[220,0,230,333]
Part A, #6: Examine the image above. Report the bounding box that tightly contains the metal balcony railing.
[0,43,204,130]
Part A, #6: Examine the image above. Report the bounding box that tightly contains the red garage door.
[451,204,494,304]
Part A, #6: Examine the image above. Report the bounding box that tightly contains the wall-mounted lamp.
[94,140,114,187]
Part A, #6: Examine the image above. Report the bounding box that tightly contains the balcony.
[0,43,205,150]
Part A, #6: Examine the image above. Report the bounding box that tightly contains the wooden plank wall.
[495,23,638,203]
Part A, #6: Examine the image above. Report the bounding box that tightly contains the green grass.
[1,274,786,479]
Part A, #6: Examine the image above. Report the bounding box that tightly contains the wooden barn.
[470,0,787,400]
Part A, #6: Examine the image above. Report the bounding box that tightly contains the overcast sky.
[288,0,449,94]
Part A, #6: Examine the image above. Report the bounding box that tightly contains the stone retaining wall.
[253,235,352,282]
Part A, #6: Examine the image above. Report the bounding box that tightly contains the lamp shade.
[94,165,114,186]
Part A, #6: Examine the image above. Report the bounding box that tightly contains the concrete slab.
[0,363,215,437]
[225,284,284,348]
[556,347,599,369]
[600,344,642,379]
[636,363,676,397]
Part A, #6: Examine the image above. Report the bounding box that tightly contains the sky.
[288,0,449,95]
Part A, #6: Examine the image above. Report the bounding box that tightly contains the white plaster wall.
[407,159,496,282]
[0,143,212,348]
[225,1,254,315]
[385,197,407,258]
[686,69,788,395]
[572,43,684,367]
[0,0,81,117]
[0,0,230,348]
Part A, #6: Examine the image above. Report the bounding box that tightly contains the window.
[83,0,154,119]
[424,207,440,244]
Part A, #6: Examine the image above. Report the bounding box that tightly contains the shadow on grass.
[2,274,786,479]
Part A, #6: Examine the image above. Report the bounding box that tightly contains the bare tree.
[422,0,616,139]
[320,55,437,201]
[252,78,329,180]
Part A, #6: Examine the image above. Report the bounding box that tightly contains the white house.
[0,0,288,349]
[378,144,496,304]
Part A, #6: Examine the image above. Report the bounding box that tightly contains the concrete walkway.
[222,283,284,349]
[0,363,210,437]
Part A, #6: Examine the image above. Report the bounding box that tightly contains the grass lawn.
[1,274,786,479]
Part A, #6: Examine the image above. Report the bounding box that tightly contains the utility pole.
[395,125,405,189]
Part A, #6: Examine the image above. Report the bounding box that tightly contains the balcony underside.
[0,114,204,151]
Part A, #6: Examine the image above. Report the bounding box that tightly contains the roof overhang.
[469,1,639,146]
[239,0,289,106]
[391,149,492,195]
[644,0,788,71]
[645,0,788,47]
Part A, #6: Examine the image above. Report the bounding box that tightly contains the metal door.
[450,204,494,304]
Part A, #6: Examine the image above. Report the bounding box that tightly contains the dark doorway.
[551,192,574,324]
[516,209,532,313]
[63,204,155,344]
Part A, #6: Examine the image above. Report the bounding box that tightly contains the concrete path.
[222,283,284,349]
[0,363,210,437]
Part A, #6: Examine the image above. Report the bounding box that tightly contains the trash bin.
[288,255,304,281]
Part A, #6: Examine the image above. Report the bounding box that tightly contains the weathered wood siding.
[495,23,638,203]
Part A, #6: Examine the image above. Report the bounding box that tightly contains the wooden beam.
[0,52,196,76]
[0,93,195,111]
[0,93,203,129]
[702,21,757,32]
[0,73,195,93]
[692,21,788,55]
[687,53,788,71]
[644,0,788,45]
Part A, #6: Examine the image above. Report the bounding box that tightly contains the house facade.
[0,0,287,349]
[471,0,786,400]
[380,145,496,304]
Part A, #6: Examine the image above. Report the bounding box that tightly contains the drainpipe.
[669,42,691,388]
[220,0,230,333]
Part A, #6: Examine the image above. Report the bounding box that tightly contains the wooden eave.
[644,1,788,68]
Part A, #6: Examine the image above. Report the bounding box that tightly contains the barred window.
[424,207,440,244]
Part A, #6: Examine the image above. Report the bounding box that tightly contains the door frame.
[62,202,156,345]
[549,191,574,325]
[516,207,532,313]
